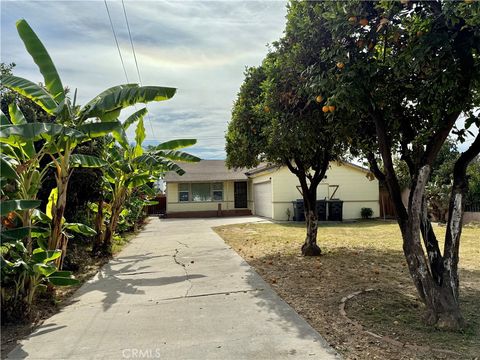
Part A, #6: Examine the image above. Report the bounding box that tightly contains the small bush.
[361,207,373,219]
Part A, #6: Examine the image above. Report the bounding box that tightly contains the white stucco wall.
[250,162,380,220]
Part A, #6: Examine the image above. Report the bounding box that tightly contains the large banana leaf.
[78,85,176,120]
[125,173,154,188]
[69,154,108,168]
[33,263,58,276]
[0,154,19,180]
[132,154,185,175]
[98,108,121,122]
[8,103,27,125]
[0,199,41,216]
[0,75,57,114]
[46,187,57,219]
[8,103,36,158]
[123,107,147,130]
[0,123,86,146]
[0,111,9,126]
[154,139,197,150]
[16,19,65,103]
[112,126,129,149]
[48,273,80,286]
[78,84,141,122]
[76,121,123,139]
[81,84,138,109]
[0,227,31,242]
[64,223,96,236]
[151,149,200,163]
[134,117,146,158]
[32,248,61,263]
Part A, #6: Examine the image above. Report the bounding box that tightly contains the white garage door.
[254,181,272,218]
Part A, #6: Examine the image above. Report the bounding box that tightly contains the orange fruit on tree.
[328,105,336,112]
[322,106,329,113]
[359,18,369,26]
[348,16,357,23]
[336,62,345,69]
[316,95,323,103]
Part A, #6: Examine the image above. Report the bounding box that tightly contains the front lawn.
[214,220,480,360]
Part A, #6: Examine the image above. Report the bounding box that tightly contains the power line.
[121,0,156,139]
[104,0,129,83]
[121,0,142,85]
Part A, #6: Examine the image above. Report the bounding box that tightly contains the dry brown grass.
[214,220,480,360]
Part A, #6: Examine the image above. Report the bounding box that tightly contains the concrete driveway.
[8,217,340,360]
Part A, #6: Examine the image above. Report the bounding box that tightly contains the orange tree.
[225,4,348,256]
[304,0,480,329]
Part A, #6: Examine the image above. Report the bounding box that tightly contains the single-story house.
[164,160,379,220]
[163,160,252,218]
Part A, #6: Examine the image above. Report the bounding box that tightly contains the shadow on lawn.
[238,243,480,359]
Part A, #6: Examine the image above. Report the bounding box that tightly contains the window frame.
[177,182,224,202]
[211,182,224,201]
[178,183,190,202]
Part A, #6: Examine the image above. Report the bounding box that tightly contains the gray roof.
[164,160,249,183]
[246,160,371,176]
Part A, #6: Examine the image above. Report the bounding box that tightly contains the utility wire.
[121,0,142,85]
[104,0,130,83]
[121,0,156,139]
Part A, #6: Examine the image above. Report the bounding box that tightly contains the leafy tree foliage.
[305,0,480,329]
[226,3,349,255]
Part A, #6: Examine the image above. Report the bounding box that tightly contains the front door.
[234,182,248,208]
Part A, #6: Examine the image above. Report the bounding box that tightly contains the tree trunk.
[102,201,122,256]
[301,189,321,256]
[22,210,33,254]
[48,174,69,251]
[400,166,463,329]
[419,198,444,286]
[92,198,105,256]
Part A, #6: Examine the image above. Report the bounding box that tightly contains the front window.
[179,183,189,202]
[191,183,211,202]
[178,183,224,202]
[212,182,223,201]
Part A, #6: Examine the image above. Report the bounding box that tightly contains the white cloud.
[1,0,288,159]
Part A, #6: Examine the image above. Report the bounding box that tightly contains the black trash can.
[316,200,327,221]
[292,199,305,222]
[328,200,343,221]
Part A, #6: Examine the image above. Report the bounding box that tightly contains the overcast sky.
[1,0,288,159]
[1,1,477,159]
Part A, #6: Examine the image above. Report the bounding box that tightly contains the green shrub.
[361,207,373,219]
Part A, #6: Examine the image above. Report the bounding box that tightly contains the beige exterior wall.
[166,180,249,213]
[250,162,380,221]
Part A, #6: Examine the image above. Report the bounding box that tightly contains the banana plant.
[96,108,199,255]
[0,106,52,253]
[1,164,78,321]
[0,19,176,260]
